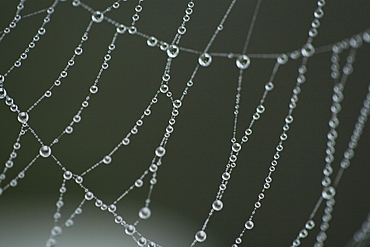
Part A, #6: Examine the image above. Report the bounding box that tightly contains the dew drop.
[85,191,94,200]
[0,88,6,99]
[51,226,62,237]
[17,112,29,124]
[245,220,254,230]
[139,206,151,219]
[195,230,207,242]
[236,55,251,69]
[92,11,104,23]
[116,24,127,34]
[232,142,241,152]
[198,53,212,67]
[212,199,223,211]
[277,54,288,65]
[63,171,73,180]
[135,179,143,187]
[301,43,315,57]
[173,99,182,108]
[147,37,158,47]
[103,155,112,164]
[74,47,83,55]
[125,225,136,235]
[155,146,166,157]
[39,145,51,158]
[167,45,179,58]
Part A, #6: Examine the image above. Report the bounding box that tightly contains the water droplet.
[212,199,223,211]
[0,88,6,99]
[65,126,73,134]
[198,53,212,67]
[322,186,336,200]
[277,54,288,65]
[125,225,136,235]
[147,37,158,47]
[167,45,179,58]
[160,84,169,93]
[195,230,207,242]
[305,220,315,230]
[65,219,74,227]
[92,11,104,23]
[17,112,29,124]
[173,99,182,108]
[103,155,112,164]
[108,204,117,212]
[90,85,98,94]
[46,238,56,247]
[138,237,147,246]
[135,179,143,187]
[178,26,186,35]
[222,172,231,180]
[139,206,151,219]
[232,143,241,152]
[116,24,127,34]
[74,47,83,55]
[245,220,254,229]
[51,226,62,237]
[85,191,94,200]
[155,146,166,157]
[128,26,137,34]
[236,55,251,69]
[301,43,315,57]
[39,145,51,158]
[63,171,73,180]
[0,75,5,83]
[75,176,83,184]
[73,115,81,123]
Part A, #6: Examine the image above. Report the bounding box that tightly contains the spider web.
[0,0,370,246]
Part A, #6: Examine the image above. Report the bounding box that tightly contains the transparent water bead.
[0,88,7,99]
[0,75,5,83]
[17,112,29,123]
[92,11,104,23]
[103,155,112,164]
[125,225,136,235]
[322,186,336,200]
[167,45,179,58]
[85,191,94,200]
[277,54,288,65]
[39,145,51,158]
[147,36,158,47]
[63,171,73,180]
[155,146,166,157]
[138,237,147,246]
[236,55,251,69]
[232,142,241,152]
[139,206,151,219]
[212,199,223,211]
[116,24,127,34]
[195,230,207,242]
[135,179,143,187]
[245,220,254,230]
[301,43,315,57]
[198,53,212,67]
[51,226,62,237]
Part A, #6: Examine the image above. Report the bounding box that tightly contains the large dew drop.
[198,53,212,67]
[301,43,315,57]
[236,55,251,69]
[155,146,166,157]
[138,206,151,219]
[212,199,223,211]
[245,220,254,230]
[0,88,7,99]
[167,45,179,58]
[92,11,104,23]
[40,145,51,158]
[17,112,29,124]
[195,230,207,242]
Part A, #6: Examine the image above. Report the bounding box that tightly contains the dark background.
[0,0,370,246]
